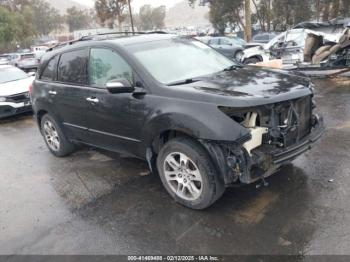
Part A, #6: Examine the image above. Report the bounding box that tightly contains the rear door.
[52,48,91,142]
[218,38,235,59]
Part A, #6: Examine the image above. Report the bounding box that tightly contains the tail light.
[29,83,33,95]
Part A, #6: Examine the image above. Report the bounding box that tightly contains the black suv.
[31,33,324,209]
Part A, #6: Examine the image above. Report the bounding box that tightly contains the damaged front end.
[203,95,324,185]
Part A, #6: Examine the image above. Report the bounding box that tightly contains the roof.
[47,32,177,53]
[105,33,177,46]
[293,17,350,29]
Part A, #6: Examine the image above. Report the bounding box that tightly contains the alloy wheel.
[43,120,60,152]
[163,152,203,201]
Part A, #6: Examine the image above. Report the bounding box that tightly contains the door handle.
[86,97,99,103]
[48,90,57,95]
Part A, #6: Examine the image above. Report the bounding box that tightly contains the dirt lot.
[0,77,349,255]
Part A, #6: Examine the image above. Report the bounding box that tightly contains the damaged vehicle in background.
[241,18,350,75]
[31,33,324,209]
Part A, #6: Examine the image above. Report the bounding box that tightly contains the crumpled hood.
[171,66,312,107]
[0,77,34,97]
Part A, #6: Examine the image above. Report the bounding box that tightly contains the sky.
[74,0,184,11]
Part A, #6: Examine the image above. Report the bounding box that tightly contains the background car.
[207,36,245,61]
[0,55,10,65]
[8,52,36,67]
[17,57,40,72]
[244,32,278,49]
[0,65,34,118]
[252,32,278,43]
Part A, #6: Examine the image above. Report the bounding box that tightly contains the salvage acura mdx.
[31,33,324,209]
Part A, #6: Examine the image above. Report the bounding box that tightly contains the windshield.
[127,38,235,85]
[0,67,28,84]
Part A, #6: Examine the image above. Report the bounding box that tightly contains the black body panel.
[31,34,324,181]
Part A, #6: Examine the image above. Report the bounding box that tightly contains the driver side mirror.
[106,79,135,94]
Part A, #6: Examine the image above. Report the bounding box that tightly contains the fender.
[141,101,250,148]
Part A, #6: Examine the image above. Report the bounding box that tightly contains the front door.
[84,47,146,157]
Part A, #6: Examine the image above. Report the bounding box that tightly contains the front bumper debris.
[203,115,325,186]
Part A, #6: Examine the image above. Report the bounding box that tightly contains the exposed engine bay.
[206,95,323,185]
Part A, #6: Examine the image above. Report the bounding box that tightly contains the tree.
[139,5,153,30]
[66,7,91,32]
[34,0,62,35]
[0,0,63,36]
[0,6,36,51]
[252,0,272,32]
[95,0,129,30]
[272,0,312,31]
[244,0,252,41]
[0,0,31,12]
[190,0,248,36]
[151,6,166,29]
[138,5,166,30]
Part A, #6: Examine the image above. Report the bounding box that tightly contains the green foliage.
[137,5,166,30]
[95,0,128,29]
[189,0,350,36]
[0,0,63,51]
[0,6,36,51]
[272,0,312,31]
[189,0,245,35]
[66,7,91,32]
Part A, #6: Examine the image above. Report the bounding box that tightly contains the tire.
[243,57,260,64]
[40,114,75,157]
[157,137,225,209]
[234,50,244,62]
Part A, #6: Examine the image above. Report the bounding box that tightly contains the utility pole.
[128,0,135,33]
[245,0,252,42]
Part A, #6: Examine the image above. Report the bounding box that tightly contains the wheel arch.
[243,55,263,63]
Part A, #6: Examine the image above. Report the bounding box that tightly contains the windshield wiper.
[167,78,200,86]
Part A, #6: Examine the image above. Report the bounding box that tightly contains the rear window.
[40,56,59,81]
[57,49,88,85]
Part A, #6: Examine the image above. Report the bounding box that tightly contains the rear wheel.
[157,137,225,209]
[40,114,75,157]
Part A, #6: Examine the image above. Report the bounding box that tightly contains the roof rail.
[47,31,168,52]
[81,30,168,40]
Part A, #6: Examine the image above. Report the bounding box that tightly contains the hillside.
[46,0,88,14]
[165,0,210,28]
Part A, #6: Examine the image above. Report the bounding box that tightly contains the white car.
[241,26,347,67]
[0,65,35,118]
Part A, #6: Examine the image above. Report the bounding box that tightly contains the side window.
[58,49,88,85]
[220,38,231,45]
[208,38,219,45]
[40,56,58,81]
[254,35,263,41]
[88,48,133,88]
[262,35,269,41]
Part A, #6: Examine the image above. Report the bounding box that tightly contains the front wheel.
[157,137,225,209]
[234,50,244,62]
